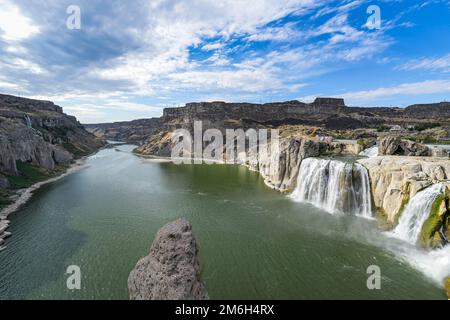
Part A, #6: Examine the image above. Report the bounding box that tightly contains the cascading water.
[291,158,372,217]
[24,115,32,129]
[359,146,378,158]
[392,183,445,245]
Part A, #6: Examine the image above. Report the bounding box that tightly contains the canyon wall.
[85,118,161,143]
[87,99,450,143]
[0,94,104,180]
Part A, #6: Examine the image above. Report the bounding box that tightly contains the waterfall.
[291,158,372,217]
[392,183,445,245]
[359,146,378,158]
[24,115,32,129]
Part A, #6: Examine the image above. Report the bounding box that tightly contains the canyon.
[0,94,104,250]
[1,93,450,298]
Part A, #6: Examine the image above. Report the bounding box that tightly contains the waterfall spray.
[392,183,445,245]
[291,158,372,217]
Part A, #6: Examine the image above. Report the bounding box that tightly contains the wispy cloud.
[0,0,447,121]
[398,54,450,73]
[337,80,450,104]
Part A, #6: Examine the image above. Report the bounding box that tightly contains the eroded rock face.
[136,133,320,192]
[84,118,161,143]
[379,136,431,156]
[0,94,104,177]
[358,156,450,224]
[128,218,208,300]
[250,137,320,192]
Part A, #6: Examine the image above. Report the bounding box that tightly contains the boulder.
[379,136,431,156]
[358,156,450,224]
[128,218,208,300]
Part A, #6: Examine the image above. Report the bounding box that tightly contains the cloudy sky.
[0,0,449,123]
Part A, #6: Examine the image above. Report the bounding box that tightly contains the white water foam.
[392,183,445,244]
[291,158,372,218]
[359,146,379,158]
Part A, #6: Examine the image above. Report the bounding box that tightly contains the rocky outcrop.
[136,132,320,192]
[0,93,104,182]
[405,102,450,119]
[358,156,450,225]
[128,218,208,300]
[89,99,450,146]
[379,136,431,156]
[418,190,450,249]
[85,118,161,143]
[247,138,320,192]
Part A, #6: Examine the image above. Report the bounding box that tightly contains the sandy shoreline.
[0,159,89,251]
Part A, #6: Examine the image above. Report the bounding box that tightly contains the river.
[0,144,446,299]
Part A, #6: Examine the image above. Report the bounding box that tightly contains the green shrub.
[7,161,51,189]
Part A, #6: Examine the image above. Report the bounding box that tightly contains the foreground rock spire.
[128,218,209,300]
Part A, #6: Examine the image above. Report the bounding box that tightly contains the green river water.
[0,145,446,299]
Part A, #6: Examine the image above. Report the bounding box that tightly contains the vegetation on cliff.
[419,189,450,249]
[0,94,105,209]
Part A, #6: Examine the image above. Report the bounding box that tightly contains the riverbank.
[0,159,89,252]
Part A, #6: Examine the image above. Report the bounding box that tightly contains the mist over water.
[0,145,446,299]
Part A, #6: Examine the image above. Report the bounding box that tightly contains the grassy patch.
[7,161,52,189]
[63,142,90,159]
[419,192,449,249]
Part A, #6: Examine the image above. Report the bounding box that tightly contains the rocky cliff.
[358,156,450,225]
[85,118,161,143]
[88,98,450,144]
[0,93,105,250]
[0,94,103,173]
[128,218,208,300]
[0,94,104,199]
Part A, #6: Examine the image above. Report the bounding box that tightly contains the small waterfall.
[359,146,378,158]
[24,115,32,128]
[291,158,372,217]
[392,183,445,244]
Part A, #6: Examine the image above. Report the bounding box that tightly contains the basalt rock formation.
[88,98,450,145]
[85,118,161,143]
[358,157,450,226]
[0,94,104,185]
[379,136,432,156]
[128,218,208,300]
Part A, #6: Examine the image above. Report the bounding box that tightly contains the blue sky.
[0,0,449,123]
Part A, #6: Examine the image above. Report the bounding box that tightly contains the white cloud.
[398,54,450,73]
[337,80,450,102]
[0,1,40,41]
[4,58,46,75]
[91,0,323,93]
[201,43,225,51]
[245,23,298,42]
